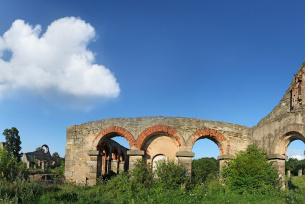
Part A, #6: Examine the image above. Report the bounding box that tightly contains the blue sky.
[0,1,305,159]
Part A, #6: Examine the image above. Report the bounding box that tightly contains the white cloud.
[291,155,305,160]
[287,149,305,160]
[0,17,120,107]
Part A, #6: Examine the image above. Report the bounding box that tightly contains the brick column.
[268,154,287,189]
[87,150,103,186]
[127,150,144,171]
[176,151,194,175]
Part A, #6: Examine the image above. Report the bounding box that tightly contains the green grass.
[286,175,305,189]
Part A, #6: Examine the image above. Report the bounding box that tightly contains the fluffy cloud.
[287,149,305,160]
[0,17,120,105]
[291,155,305,160]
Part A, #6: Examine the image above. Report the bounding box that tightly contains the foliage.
[222,144,281,194]
[54,160,65,180]
[154,159,189,189]
[4,159,305,203]
[192,157,219,184]
[130,159,153,189]
[0,147,28,182]
[286,158,305,176]
[2,127,22,161]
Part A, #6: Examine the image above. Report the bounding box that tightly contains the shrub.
[130,159,153,189]
[0,147,28,182]
[222,144,281,194]
[154,160,188,189]
[192,157,219,184]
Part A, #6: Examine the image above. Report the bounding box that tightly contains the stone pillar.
[218,154,235,173]
[41,161,45,170]
[176,151,194,176]
[106,157,111,173]
[298,169,302,177]
[127,149,145,171]
[119,161,125,173]
[268,154,287,189]
[26,161,30,169]
[111,160,118,174]
[287,170,291,178]
[87,150,103,186]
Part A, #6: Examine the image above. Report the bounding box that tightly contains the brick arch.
[135,125,182,149]
[92,126,136,150]
[191,129,227,155]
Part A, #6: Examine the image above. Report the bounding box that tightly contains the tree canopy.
[2,127,22,162]
[192,157,219,184]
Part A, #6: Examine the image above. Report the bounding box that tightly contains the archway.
[152,154,168,173]
[191,136,221,184]
[94,126,134,178]
[283,131,305,177]
[142,133,180,166]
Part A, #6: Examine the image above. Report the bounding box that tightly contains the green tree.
[286,158,299,175]
[2,127,22,161]
[192,157,219,184]
[0,147,28,181]
[155,160,188,189]
[222,144,280,194]
[52,152,60,158]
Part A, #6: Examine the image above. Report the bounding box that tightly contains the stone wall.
[65,117,250,185]
[66,62,305,186]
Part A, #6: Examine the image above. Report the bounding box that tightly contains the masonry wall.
[65,62,305,186]
[65,117,250,184]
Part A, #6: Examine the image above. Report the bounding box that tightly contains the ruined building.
[65,62,305,185]
[23,145,57,169]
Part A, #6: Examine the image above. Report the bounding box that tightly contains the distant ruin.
[23,144,57,169]
[65,62,305,186]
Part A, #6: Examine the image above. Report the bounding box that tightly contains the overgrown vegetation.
[192,157,219,185]
[2,144,305,203]
[286,157,305,176]
[222,144,281,194]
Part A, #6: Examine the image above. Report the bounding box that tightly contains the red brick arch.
[93,126,136,149]
[136,125,181,149]
[191,128,227,155]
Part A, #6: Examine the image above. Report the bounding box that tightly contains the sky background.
[0,0,305,159]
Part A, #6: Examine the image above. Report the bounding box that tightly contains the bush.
[222,144,281,194]
[192,157,219,184]
[0,147,28,182]
[154,160,188,189]
[130,159,153,189]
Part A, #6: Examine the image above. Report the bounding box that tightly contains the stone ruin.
[65,62,305,186]
[23,144,57,169]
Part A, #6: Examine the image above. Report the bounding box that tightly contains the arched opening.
[152,154,168,173]
[142,134,179,167]
[191,135,222,184]
[285,132,305,176]
[192,138,220,159]
[96,131,131,178]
